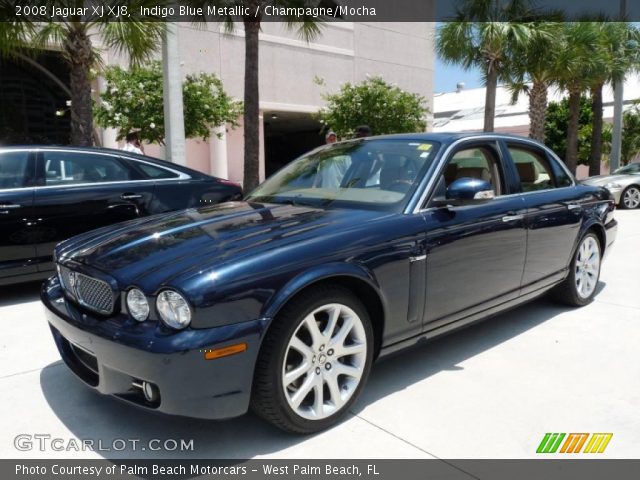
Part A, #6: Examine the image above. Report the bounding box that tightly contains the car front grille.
[58,265,115,315]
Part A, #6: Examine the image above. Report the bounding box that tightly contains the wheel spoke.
[335,362,362,380]
[330,315,354,350]
[325,374,344,409]
[335,342,366,358]
[290,335,313,359]
[312,380,324,417]
[290,373,316,409]
[284,361,311,386]
[303,314,324,348]
[324,305,341,339]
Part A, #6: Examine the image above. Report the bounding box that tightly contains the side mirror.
[444,177,494,205]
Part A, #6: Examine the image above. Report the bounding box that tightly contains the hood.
[582,174,631,186]
[56,202,386,288]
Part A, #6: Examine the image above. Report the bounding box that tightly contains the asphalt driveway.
[1,210,638,460]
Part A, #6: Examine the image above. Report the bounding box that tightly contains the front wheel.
[621,185,640,209]
[251,286,374,433]
[553,232,601,307]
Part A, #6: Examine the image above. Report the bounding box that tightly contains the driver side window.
[428,145,503,206]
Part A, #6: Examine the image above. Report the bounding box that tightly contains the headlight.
[605,182,622,190]
[126,288,149,322]
[156,290,191,329]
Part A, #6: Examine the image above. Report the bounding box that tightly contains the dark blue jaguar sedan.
[42,133,617,433]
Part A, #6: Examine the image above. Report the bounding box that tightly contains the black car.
[42,133,617,433]
[0,146,241,285]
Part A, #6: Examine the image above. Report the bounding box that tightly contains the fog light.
[142,381,159,403]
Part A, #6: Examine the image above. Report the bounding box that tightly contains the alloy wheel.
[623,187,640,209]
[282,303,367,420]
[575,236,600,299]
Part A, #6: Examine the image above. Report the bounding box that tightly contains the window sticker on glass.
[417,144,432,151]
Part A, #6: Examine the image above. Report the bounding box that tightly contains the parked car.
[0,146,242,285]
[582,162,640,209]
[42,133,617,433]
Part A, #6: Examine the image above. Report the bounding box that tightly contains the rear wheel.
[553,232,601,307]
[621,185,640,209]
[251,285,373,433]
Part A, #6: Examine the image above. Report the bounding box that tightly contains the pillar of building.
[210,125,228,179]
[162,23,186,165]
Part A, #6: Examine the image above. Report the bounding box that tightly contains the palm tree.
[586,23,639,176]
[0,0,166,146]
[437,0,543,132]
[551,23,601,175]
[505,22,560,141]
[199,1,331,192]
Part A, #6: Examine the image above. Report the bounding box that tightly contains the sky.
[434,58,482,93]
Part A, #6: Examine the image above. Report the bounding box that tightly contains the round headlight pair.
[126,289,191,329]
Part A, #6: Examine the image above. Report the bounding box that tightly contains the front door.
[420,141,527,330]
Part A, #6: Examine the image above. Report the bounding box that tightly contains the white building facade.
[100,22,436,185]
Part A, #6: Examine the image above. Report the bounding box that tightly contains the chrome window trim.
[39,148,191,183]
[0,148,191,193]
[407,135,576,214]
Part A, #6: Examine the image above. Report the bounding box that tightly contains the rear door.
[502,140,584,291]
[33,149,155,272]
[421,140,527,329]
[0,149,37,281]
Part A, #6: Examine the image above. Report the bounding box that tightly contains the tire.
[620,185,640,209]
[251,285,374,434]
[552,232,601,307]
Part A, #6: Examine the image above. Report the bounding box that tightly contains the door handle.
[0,204,21,214]
[502,214,524,222]
[121,193,143,200]
[567,204,581,211]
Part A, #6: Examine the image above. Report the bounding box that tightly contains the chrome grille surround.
[58,265,115,315]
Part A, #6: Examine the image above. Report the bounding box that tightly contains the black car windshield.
[247,139,439,211]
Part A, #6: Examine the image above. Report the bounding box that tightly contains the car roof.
[0,145,212,179]
[364,132,535,143]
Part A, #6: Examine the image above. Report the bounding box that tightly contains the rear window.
[137,162,179,179]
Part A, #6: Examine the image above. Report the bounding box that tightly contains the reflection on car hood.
[56,201,386,287]
[582,174,635,185]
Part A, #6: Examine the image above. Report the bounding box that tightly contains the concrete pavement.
[1,211,638,461]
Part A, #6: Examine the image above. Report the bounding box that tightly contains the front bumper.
[42,276,269,420]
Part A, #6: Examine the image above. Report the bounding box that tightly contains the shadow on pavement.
[0,281,43,307]
[39,284,604,460]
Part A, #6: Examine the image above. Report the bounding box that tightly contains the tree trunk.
[243,18,261,193]
[528,80,548,142]
[483,65,498,132]
[64,27,94,146]
[565,90,581,175]
[589,84,604,177]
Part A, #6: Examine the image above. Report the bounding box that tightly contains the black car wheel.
[251,285,374,433]
[621,185,640,209]
[553,232,601,307]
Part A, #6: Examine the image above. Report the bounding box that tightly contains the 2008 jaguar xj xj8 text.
[42,133,617,433]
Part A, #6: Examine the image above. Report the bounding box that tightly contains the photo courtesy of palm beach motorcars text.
[1,0,639,479]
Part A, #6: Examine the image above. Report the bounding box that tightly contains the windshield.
[247,139,439,211]
[614,163,640,175]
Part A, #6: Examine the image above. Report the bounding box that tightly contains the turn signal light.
[204,343,247,360]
